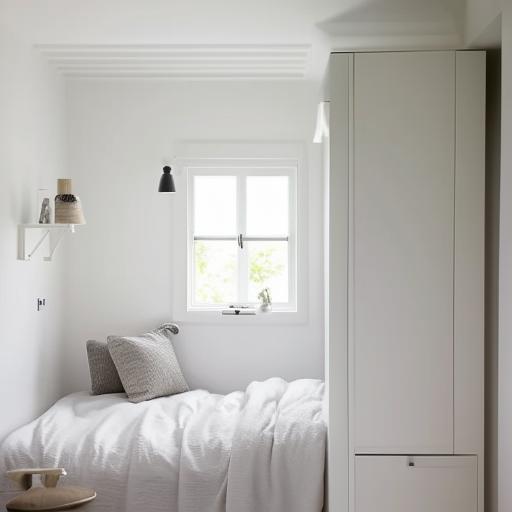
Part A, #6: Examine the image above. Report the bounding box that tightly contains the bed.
[0,378,326,512]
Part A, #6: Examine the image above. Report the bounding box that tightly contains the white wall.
[464,0,502,46]
[0,12,66,440]
[499,5,512,512]
[62,79,324,394]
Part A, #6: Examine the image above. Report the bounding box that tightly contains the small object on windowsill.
[222,305,257,315]
[257,288,272,313]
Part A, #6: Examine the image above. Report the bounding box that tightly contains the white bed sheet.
[0,378,326,512]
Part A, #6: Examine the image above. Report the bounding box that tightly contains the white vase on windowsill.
[258,288,272,313]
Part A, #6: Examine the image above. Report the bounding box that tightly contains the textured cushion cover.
[107,329,188,403]
[86,340,124,395]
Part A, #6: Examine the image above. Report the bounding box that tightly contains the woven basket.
[54,179,86,224]
[55,195,86,224]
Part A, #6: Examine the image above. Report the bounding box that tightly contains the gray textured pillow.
[107,328,188,403]
[86,340,125,395]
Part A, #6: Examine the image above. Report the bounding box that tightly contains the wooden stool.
[5,468,96,511]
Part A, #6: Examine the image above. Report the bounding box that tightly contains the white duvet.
[0,378,326,512]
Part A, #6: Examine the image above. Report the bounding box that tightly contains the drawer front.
[355,455,477,512]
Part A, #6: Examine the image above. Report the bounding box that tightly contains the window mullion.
[188,172,195,309]
[237,174,248,303]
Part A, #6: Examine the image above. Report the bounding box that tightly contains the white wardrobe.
[325,51,485,512]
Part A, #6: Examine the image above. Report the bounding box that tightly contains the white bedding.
[0,378,325,512]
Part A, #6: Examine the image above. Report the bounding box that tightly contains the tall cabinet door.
[352,52,455,453]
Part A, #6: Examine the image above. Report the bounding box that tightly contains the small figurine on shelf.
[258,287,272,313]
[37,188,51,224]
[38,198,51,224]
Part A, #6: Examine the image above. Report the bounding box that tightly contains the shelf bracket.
[45,228,70,262]
[18,224,76,261]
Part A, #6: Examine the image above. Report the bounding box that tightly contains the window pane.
[247,241,288,303]
[194,175,236,235]
[194,240,237,304]
[246,176,289,236]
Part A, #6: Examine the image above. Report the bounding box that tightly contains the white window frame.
[187,166,297,312]
[171,142,308,324]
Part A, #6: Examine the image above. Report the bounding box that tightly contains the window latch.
[238,233,244,249]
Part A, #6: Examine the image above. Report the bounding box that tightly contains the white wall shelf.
[18,224,78,261]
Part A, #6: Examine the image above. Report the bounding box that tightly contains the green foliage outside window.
[194,241,284,304]
[249,247,284,285]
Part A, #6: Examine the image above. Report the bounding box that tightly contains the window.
[187,167,296,311]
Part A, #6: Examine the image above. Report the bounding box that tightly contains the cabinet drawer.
[355,455,477,512]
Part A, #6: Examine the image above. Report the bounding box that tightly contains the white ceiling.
[1,0,479,81]
[319,0,466,50]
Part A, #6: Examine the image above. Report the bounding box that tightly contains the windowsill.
[173,308,307,325]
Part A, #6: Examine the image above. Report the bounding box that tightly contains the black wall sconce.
[158,166,176,193]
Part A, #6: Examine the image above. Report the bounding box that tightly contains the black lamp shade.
[158,166,176,192]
